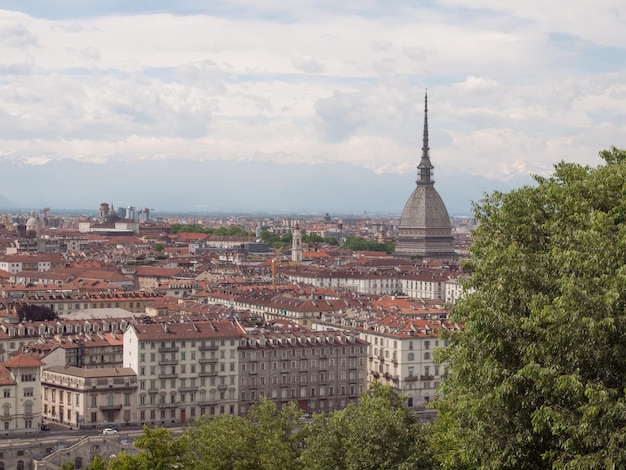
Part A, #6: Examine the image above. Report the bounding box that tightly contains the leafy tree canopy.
[183,398,302,470]
[16,303,57,322]
[434,147,626,469]
[107,426,188,470]
[299,383,435,470]
[342,236,394,254]
[169,223,250,237]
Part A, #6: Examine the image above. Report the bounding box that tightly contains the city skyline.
[0,2,624,213]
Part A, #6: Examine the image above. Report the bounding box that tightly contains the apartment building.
[0,253,66,274]
[41,366,138,429]
[123,319,243,425]
[0,318,131,365]
[237,329,368,416]
[0,354,44,435]
[314,314,460,410]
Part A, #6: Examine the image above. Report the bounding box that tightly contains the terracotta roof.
[0,365,15,385]
[3,353,46,368]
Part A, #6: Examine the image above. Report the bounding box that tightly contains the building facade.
[238,328,368,416]
[123,320,243,425]
[41,366,138,429]
[1,354,44,436]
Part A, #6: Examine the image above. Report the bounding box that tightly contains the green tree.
[434,147,626,469]
[170,223,208,234]
[107,426,188,470]
[342,236,394,254]
[85,455,106,470]
[184,398,301,470]
[299,383,435,470]
[153,242,165,252]
[16,303,57,322]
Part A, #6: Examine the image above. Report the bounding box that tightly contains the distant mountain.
[0,193,18,210]
[0,158,533,216]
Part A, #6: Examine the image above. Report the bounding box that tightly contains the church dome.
[26,210,38,231]
[399,185,451,229]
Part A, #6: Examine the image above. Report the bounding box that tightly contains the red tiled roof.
[3,353,45,368]
[0,365,15,385]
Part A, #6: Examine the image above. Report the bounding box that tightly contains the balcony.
[158,359,178,365]
[198,370,218,377]
[179,385,199,393]
[198,400,218,407]
[158,373,178,379]
[158,346,179,353]
[198,357,218,364]
[99,404,123,411]
[198,344,219,351]
[157,403,178,409]
[420,374,434,381]
[405,375,418,382]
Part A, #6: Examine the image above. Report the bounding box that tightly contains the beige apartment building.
[123,317,371,426]
[237,328,368,416]
[41,366,138,429]
[123,319,243,425]
[0,354,44,436]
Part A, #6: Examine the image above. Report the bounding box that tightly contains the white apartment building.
[0,354,44,436]
[314,315,459,410]
[41,366,138,429]
[123,319,243,425]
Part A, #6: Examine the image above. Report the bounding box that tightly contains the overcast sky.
[0,1,625,214]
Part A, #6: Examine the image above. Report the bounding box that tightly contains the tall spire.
[417,90,434,185]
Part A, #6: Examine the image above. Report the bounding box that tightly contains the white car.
[102,428,118,434]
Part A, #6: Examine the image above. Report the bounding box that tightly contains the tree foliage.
[16,303,57,322]
[342,236,394,254]
[107,426,188,470]
[299,383,435,470]
[434,147,626,469]
[183,398,302,470]
[169,223,250,237]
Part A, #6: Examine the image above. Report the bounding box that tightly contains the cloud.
[0,2,624,213]
[291,55,325,74]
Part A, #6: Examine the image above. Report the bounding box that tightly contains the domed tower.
[26,210,40,236]
[394,92,456,259]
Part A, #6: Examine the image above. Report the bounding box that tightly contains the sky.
[0,1,625,215]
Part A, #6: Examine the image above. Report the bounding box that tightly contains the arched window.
[17,461,24,470]
[75,457,83,469]
[24,402,33,416]
[2,404,9,417]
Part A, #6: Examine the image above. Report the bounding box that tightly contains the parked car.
[109,424,119,431]
[102,428,118,434]
[40,424,51,431]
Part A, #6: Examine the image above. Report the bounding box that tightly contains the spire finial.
[417,89,434,185]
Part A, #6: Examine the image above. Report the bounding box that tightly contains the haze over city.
[0,1,625,214]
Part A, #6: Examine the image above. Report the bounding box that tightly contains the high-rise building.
[395,93,456,259]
